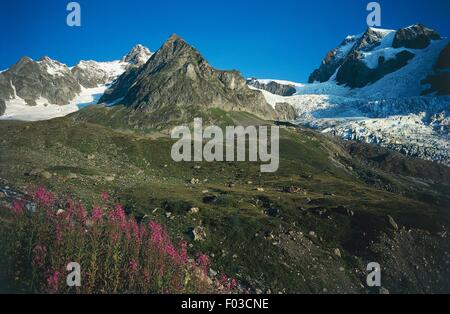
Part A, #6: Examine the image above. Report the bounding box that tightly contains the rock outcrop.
[308,35,359,83]
[393,24,441,49]
[275,102,297,121]
[422,43,450,96]
[247,78,297,96]
[336,50,415,88]
[0,100,5,116]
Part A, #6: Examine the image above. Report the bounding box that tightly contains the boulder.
[387,215,399,231]
[190,207,200,214]
[40,171,52,179]
[334,248,342,258]
[192,226,207,241]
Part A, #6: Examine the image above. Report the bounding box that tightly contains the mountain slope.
[1,114,449,293]
[97,34,276,128]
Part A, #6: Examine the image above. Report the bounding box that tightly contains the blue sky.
[1,0,449,82]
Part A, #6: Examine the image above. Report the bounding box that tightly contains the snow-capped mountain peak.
[121,44,152,66]
[38,56,72,77]
[70,44,152,89]
[249,23,450,165]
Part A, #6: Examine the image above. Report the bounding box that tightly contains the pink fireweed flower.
[32,244,47,268]
[143,270,151,285]
[46,271,60,293]
[130,259,139,272]
[216,275,239,291]
[149,220,166,247]
[128,219,141,243]
[164,243,178,260]
[180,240,188,264]
[33,186,55,207]
[91,206,103,222]
[109,204,126,223]
[217,274,228,289]
[139,224,148,241]
[196,254,209,274]
[228,278,238,290]
[55,223,64,245]
[11,199,25,215]
[74,203,87,223]
[65,199,76,217]
[100,192,109,203]
[110,230,120,244]
[65,199,86,223]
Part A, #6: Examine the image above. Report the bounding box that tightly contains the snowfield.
[0,98,79,121]
[0,85,110,121]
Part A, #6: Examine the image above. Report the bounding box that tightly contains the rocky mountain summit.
[308,34,361,84]
[98,34,276,127]
[71,44,152,89]
[393,24,441,49]
[121,44,153,66]
[308,24,447,94]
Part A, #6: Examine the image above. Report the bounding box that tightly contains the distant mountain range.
[0,44,152,119]
[0,23,448,164]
